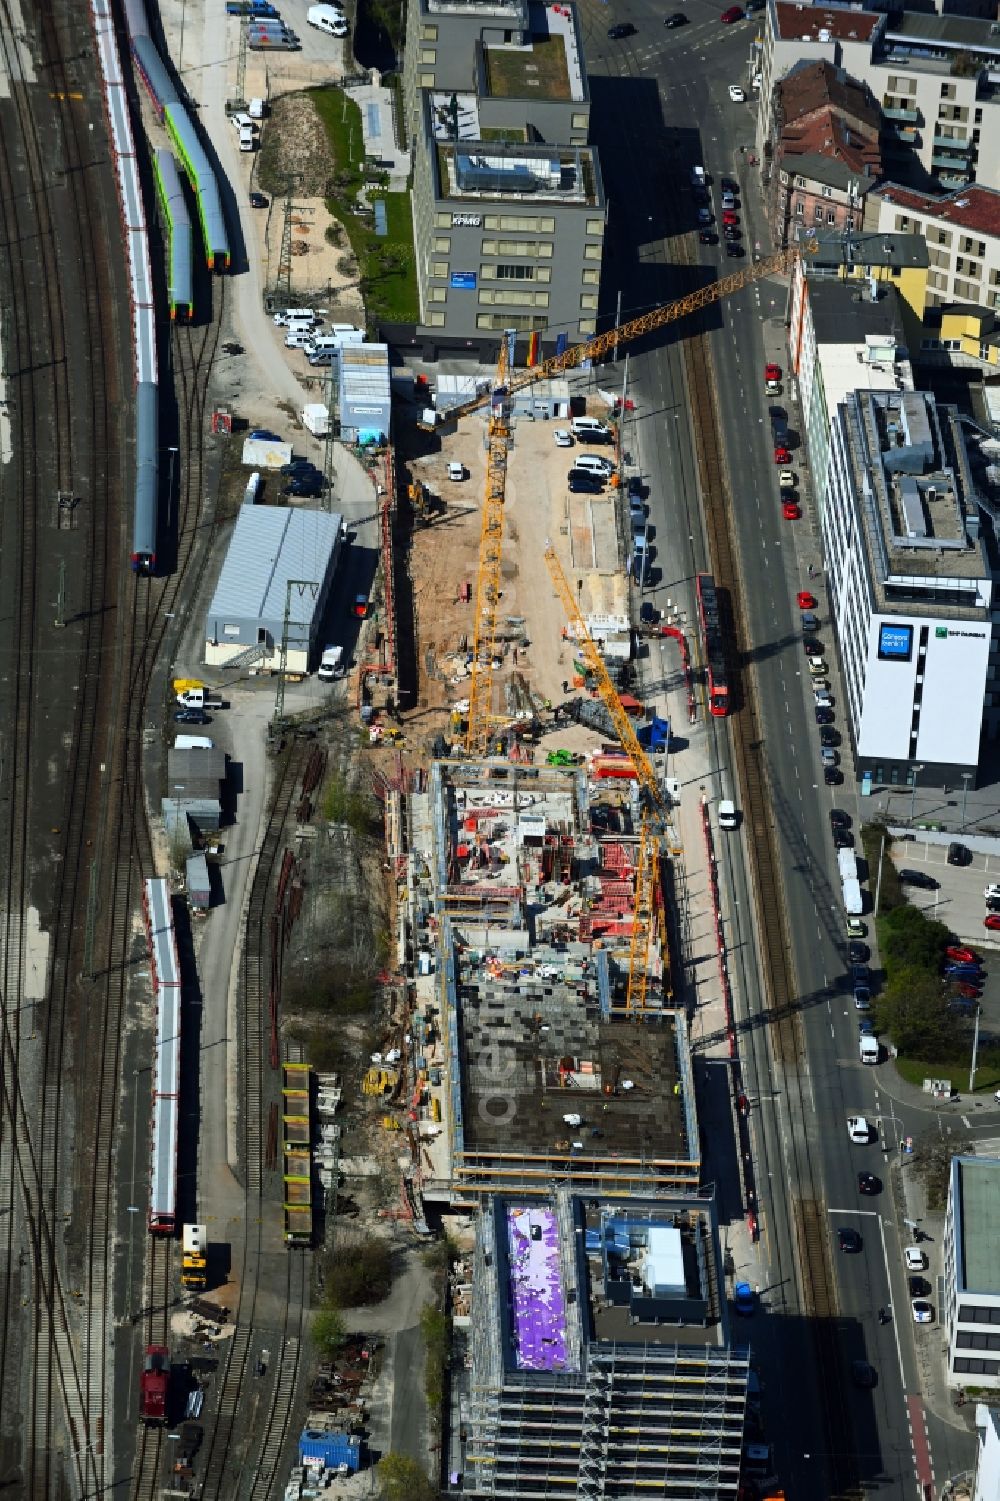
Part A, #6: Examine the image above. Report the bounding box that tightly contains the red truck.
[140,1345,169,1423]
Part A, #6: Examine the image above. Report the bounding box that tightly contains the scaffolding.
[465,1190,750,1499]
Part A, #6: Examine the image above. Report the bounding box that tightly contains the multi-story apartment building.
[402,0,604,354]
[873,183,1000,366]
[756,1,1000,193]
[461,1189,751,1498]
[822,387,994,786]
[944,1157,1000,1391]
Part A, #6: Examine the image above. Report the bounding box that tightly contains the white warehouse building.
[822,387,994,788]
[204,503,343,674]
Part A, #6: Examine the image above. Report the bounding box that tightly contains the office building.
[755,3,1000,193]
[945,1156,1000,1391]
[461,1189,750,1498]
[402,0,604,354]
[822,388,993,784]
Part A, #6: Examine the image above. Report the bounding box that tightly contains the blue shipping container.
[299,1429,362,1472]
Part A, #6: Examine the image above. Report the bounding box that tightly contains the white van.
[238,125,255,153]
[571,415,609,439]
[285,330,316,350]
[175,735,214,751]
[575,453,614,476]
[718,799,737,830]
[230,112,255,133]
[273,308,319,328]
[308,3,348,33]
[307,329,363,357]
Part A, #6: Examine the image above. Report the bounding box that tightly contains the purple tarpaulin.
[506,1207,567,1371]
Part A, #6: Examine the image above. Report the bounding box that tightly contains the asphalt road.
[580,0,978,1493]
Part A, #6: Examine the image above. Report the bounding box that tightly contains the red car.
[765,363,782,382]
[985,914,1000,931]
[782,501,800,519]
[774,446,791,464]
[947,946,977,965]
[797,591,817,609]
[720,5,743,19]
[722,210,739,226]
[954,982,983,1000]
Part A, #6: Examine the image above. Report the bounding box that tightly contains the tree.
[911,1128,972,1211]
[325,1234,394,1306]
[376,1454,437,1501]
[313,1302,346,1358]
[875,966,952,1059]
[878,903,949,978]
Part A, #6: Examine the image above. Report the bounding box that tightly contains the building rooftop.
[487,1193,730,1375]
[882,10,1000,60]
[779,57,880,133]
[339,342,391,408]
[803,227,930,271]
[207,503,342,625]
[783,151,877,193]
[841,389,990,608]
[481,4,586,102]
[434,137,601,205]
[953,1157,1000,1295]
[876,183,1000,242]
[423,0,527,21]
[773,1,882,45]
[808,278,906,346]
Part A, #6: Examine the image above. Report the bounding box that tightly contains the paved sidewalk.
[346,79,410,188]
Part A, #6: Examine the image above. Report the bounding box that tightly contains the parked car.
[553,428,573,447]
[947,842,971,866]
[726,242,744,257]
[900,869,939,890]
[720,5,743,20]
[905,1246,926,1271]
[250,428,281,441]
[782,500,800,519]
[911,1301,934,1325]
[985,914,1000,931]
[797,591,816,609]
[820,727,839,748]
[815,707,834,725]
[175,709,210,725]
[249,191,269,208]
[947,946,977,965]
[728,83,746,101]
[821,748,838,768]
[774,444,791,463]
[854,985,872,1011]
[699,231,718,245]
[814,691,833,709]
[766,363,782,383]
[824,766,841,785]
[908,1275,930,1298]
[847,918,867,939]
[985,883,1000,901]
[830,809,850,829]
[849,943,870,964]
[808,659,828,677]
[852,1360,876,1388]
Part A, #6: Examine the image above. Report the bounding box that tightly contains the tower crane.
[459,245,806,754]
[544,544,669,1016]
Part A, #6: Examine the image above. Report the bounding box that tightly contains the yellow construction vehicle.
[362,1066,399,1097]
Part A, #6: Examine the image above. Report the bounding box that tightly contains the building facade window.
[493,263,536,279]
[419,72,435,86]
[795,200,803,218]
[814,204,823,222]
[430,261,448,277]
[420,24,438,39]
[426,311,445,326]
[433,237,451,252]
[827,210,836,225]
[583,243,602,260]
[572,113,588,129]
[580,293,598,310]
[420,49,436,63]
[585,218,604,236]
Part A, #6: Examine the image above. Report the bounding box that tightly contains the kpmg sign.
[451,214,482,227]
[450,271,477,290]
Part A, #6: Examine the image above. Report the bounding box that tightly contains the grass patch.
[420,1301,451,1416]
[484,37,571,99]
[895,1055,1000,1096]
[311,86,418,326]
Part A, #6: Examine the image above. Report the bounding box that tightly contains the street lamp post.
[909,764,924,823]
[961,772,972,830]
[166,446,178,531]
